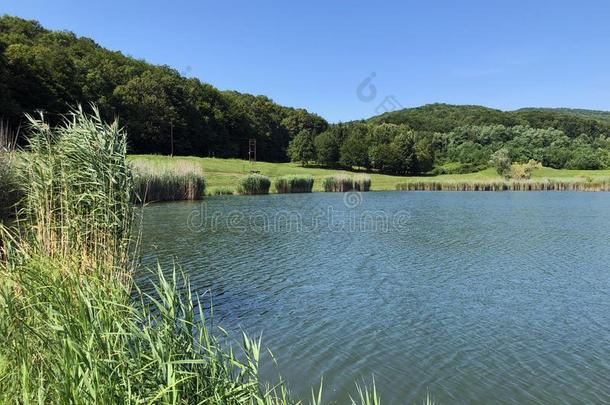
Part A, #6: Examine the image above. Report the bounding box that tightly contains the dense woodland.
[3,15,610,174]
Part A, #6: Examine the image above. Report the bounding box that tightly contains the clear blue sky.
[3,0,610,122]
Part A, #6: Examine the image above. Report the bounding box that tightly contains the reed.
[0,120,21,219]
[131,159,206,202]
[237,173,271,195]
[275,175,314,193]
[354,175,371,192]
[322,174,355,192]
[396,177,610,192]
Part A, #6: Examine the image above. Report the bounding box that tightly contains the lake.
[137,192,610,404]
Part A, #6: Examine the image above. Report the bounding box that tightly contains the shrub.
[237,174,271,195]
[489,148,512,178]
[322,175,354,192]
[354,175,371,191]
[274,175,314,193]
[131,160,206,202]
[510,159,542,180]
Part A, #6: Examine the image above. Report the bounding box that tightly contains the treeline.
[290,120,610,174]
[285,104,610,174]
[0,16,327,161]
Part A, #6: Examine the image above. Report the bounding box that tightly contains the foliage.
[0,16,327,162]
[274,175,314,193]
[510,159,542,180]
[489,148,512,178]
[287,130,316,165]
[237,173,271,195]
[207,186,235,196]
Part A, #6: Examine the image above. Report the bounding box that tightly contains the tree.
[314,130,340,166]
[339,124,371,168]
[490,148,512,177]
[287,130,316,165]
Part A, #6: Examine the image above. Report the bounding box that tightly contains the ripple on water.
[138,192,610,404]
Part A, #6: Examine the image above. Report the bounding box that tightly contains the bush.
[510,159,542,180]
[237,174,271,195]
[322,175,354,192]
[274,175,314,193]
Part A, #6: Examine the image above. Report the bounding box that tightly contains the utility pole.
[248,139,258,172]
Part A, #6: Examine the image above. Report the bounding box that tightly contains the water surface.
[137,192,610,404]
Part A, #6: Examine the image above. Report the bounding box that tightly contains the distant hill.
[515,107,610,125]
[368,103,610,138]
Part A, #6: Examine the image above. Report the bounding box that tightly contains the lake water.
[137,192,610,404]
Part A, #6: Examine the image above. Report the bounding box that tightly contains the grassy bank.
[129,155,610,193]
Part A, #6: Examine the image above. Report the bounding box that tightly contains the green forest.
[3,15,610,174]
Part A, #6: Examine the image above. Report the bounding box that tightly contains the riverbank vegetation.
[131,159,206,202]
[129,155,610,193]
[237,173,272,195]
[275,175,314,193]
[0,109,403,404]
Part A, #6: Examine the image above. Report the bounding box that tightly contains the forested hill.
[0,15,328,161]
[368,103,610,138]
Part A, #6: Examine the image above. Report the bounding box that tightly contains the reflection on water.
[137,192,610,404]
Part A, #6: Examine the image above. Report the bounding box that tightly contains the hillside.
[367,103,610,138]
[0,15,327,161]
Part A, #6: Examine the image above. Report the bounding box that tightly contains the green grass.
[129,155,610,193]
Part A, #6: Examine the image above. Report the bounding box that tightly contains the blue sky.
[3,0,610,122]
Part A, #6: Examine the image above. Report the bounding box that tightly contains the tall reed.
[396,178,610,192]
[275,175,314,193]
[0,120,21,219]
[322,174,373,192]
[354,175,371,192]
[131,159,206,202]
[237,173,271,195]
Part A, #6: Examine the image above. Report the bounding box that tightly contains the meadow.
[129,154,610,195]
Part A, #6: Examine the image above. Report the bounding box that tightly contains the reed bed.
[275,175,314,193]
[396,178,610,192]
[237,173,271,195]
[131,159,206,202]
[322,174,355,192]
[354,175,372,192]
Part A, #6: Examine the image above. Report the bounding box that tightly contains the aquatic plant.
[237,173,271,195]
[131,159,206,202]
[395,177,610,191]
[322,175,354,192]
[275,175,314,193]
[354,175,372,192]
